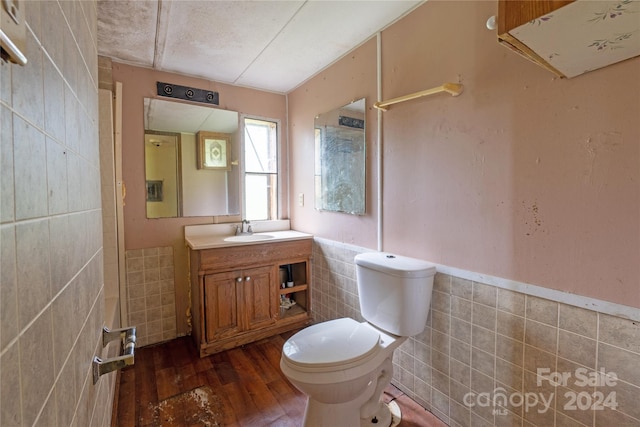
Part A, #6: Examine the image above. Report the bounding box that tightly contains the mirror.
[144,98,240,218]
[314,98,366,215]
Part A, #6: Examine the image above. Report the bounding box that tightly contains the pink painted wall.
[288,37,380,248]
[111,63,288,333]
[288,1,640,308]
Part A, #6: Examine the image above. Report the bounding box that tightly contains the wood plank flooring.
[114,333,446,427]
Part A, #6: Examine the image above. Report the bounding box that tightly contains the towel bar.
[373,83,463,111]
[92,326,136,384]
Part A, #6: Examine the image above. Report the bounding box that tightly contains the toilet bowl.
[280,252,436,427]
[281,318,403,426]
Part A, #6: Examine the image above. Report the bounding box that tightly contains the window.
[243,117,279,220]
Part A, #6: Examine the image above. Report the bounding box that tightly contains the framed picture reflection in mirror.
[197,131,231,170]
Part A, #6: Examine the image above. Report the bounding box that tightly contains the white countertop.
[185,221,313,250]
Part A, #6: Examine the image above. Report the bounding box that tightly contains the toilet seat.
[282,318,381,371]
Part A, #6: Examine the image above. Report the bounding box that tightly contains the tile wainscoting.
[311,237,640,427]
[125,246,177,346]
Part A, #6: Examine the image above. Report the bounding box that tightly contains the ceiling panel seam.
[233,0,308,86]
[154,0,171,69]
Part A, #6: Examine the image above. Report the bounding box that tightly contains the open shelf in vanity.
[278,260,310,320]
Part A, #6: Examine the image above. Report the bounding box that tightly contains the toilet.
[280,252,436,427]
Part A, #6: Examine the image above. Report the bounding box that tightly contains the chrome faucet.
[235,219,253,235]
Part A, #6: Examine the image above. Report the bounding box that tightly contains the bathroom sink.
[223,234,274,242]
[185,226,313,250]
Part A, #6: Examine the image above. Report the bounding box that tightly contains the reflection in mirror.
[143,98,240,218]
[145,132,180,218]
[314,98,366,215]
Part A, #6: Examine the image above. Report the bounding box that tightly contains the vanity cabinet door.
[203,265,276,342]
[203,270,241,341]
[241,265,277,331]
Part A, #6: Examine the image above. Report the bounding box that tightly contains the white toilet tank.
[355,252,436,336]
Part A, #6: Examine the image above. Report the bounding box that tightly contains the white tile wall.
[0,1,116,425]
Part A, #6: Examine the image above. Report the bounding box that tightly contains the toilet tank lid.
[355,252,436,278]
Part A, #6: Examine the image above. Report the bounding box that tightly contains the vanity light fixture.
[339,116,364,129]
[156,82,219,106]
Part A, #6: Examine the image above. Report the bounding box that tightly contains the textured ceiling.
[97,0,422,93]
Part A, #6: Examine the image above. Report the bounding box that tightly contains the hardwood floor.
[114,333,446,427]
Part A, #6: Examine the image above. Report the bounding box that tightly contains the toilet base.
[302,400,400,427]
[389,400,402,427]
[360,401,400,427]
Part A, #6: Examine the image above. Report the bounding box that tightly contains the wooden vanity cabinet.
[189,239,311,357]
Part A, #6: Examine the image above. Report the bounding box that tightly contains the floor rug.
[156,386,224,426]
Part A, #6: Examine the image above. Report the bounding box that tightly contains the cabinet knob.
[236,277,243,283]
[245,276,251,282]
